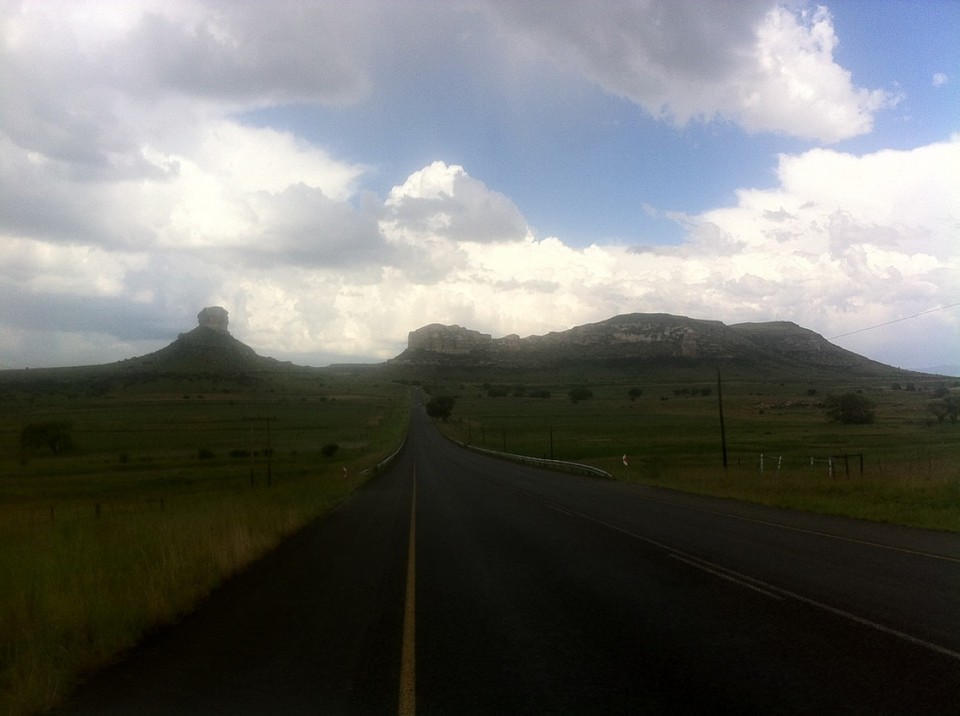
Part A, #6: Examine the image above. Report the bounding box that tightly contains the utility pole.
[717,366,728,469]
[266,416,272,486]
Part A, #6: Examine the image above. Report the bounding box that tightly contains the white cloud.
[485,1,897,142]
[383,161,529,245]
[266,140,958,366]
[0,1,954,372]
[2,140,957,369]
[932,72,948,87]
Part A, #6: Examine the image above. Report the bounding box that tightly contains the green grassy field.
[0,368,409,716]
[429,372,960,532]
[1,362,958,715]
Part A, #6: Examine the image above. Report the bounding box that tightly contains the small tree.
[825,392,876,425]
[628,387,643,401]
[928,401,949,424]
[426,395,456,422]
[943,395,960,424]
[568,387,593,403]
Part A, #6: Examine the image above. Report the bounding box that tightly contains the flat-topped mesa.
[407,324,493,355]
[392,312,896,374]
[197,306,229,334]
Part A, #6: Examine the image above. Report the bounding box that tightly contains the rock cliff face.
[391,312,892,374]
[197,306,230,333]
[407,324,493,354]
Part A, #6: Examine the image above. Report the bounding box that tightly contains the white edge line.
[628,492,960,564]
[547,502,960,662]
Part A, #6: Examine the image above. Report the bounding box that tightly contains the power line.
[828,301,960,340]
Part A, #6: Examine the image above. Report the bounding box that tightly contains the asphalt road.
[55,393,960,714]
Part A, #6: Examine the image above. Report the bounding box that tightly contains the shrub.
[628,387,643,400]
[928,401,949,424]
[321,443,339,458]
[568,387,593,403]
[825,392,876,424]
[197,448,215,460]
[426,395,457,421]
[931,395,960,424]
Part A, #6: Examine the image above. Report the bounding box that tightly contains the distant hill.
[389,313,916,378]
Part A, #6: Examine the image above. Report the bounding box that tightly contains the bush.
[568,387,593,403]
[628,387,643,400]
[321,443,339,458]
[825,392,876,424]
[928,401,949,424]
[426,395,457,421]
[930,395,960,424]
[197,448,215,460]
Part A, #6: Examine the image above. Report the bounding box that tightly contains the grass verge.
[0,372,409,716]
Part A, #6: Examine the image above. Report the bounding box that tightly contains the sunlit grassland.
[433,374,960,533]
[0,370,409,716]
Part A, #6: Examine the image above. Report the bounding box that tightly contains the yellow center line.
[399,465,417,716]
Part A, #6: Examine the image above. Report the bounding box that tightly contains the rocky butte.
[120,306,280,373]
[197,306,230,334]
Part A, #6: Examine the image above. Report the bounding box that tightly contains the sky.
[1,0,958,372]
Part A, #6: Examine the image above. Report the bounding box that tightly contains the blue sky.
[239,0,957,247]
[1,0,958,371]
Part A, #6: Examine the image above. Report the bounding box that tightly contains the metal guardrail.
[454,440,612,479]
[361,436,407,476]
[368,389,611,480]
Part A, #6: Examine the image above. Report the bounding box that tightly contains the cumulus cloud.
[932,72,948,87]
[0,1,954,371]
[485,0,897,142]
[2,139,957,368]
[117,2,374,106]
[341,139,957,365]
[382,162,529,245]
